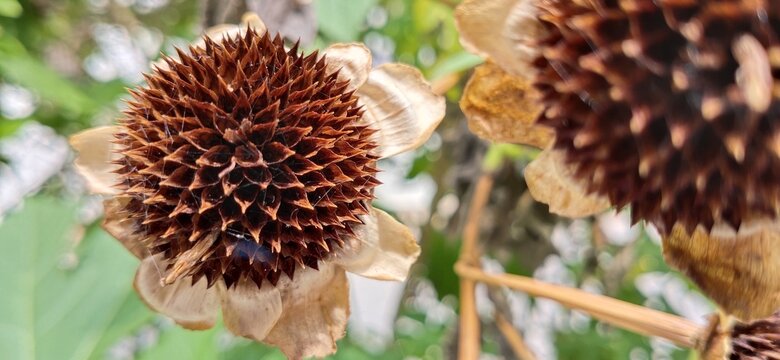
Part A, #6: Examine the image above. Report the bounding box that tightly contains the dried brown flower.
[70,13,445,358]
[532,0,780,234]
[730,311,780,359]
[117,28,379,289]
[455,0,610,218]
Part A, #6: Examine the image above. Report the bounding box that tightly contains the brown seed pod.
[533,0,780,233]
[730,311,780,359]
[114,28,380,289]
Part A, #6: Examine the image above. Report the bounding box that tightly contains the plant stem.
[455,263,703,348]
[496,313,537,360]
[457,173,494,359]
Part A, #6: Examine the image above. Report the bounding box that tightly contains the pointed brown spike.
[259,187,282,220]
[218,198,241,231]
[234,184,259,214]
[196,145,231,167]
[273,165,305,189]
[233,144,264,167]
[261,142,296,164]
[243,166,272,188]
[189,166,222,189]
[286,189,315,211]
[199,185,224,214]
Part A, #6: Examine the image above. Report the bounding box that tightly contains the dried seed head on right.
[533,0,780,234]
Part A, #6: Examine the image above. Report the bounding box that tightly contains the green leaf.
[419,230,461,299]
[221,341,282,360]
[138,327,220,360]
[315,0,377,42]
[0,197,144,360]
[429,51,483,80]
[411,0,450,34]
[0,0,22,18]
[87,295,154,360]
[0,118,25,138]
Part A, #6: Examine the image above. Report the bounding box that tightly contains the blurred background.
[0,0,714,358]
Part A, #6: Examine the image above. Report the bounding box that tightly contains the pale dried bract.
[460,62,551,147]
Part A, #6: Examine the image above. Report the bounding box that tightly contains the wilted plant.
[70,13,445,359]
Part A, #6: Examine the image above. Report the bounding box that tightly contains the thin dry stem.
[459,279,480,359]
[496,313,537,360]
[459,174,494,264]
[458,173,494,360]
[455,262,703,349]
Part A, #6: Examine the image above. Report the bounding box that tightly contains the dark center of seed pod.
[114,29,379,288]
[533,1,780,233]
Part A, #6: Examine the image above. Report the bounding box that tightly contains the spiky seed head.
[730,311,780,359]
[533,0,780,233]
[114,29,379,289]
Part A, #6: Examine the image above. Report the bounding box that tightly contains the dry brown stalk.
[495,313,537,360]
[454,262,703,348]
[457,173,494,359]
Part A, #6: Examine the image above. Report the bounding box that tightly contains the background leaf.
[315,0,377,42]
[0,197,144,360]
[0,0,21,18]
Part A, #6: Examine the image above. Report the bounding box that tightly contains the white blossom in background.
[551,220,592,263]
[84,23,154,83]
[0,84,37,119]
[635,272,713,325]
[0,123,68,216]
[375,151,437,229]
[347,273,407,351]
[598,210,641,246]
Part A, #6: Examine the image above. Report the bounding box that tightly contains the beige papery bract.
[70,13,444,359]
[455,0,608,218]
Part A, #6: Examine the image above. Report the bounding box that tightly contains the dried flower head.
[458,0,780,234]
[70,13,445,358]
[118,28,379,289]
[456,0,780,327]
[455,0,609,218]
[730,311,780,359]
[533,0,780,234]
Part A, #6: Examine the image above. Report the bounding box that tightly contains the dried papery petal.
[525,148,610,218]
[219,277,283,341]
[265,264,349,359]
[357,63,446,159]
[455,0,544,78]
[134,255,219,330]
[116,28,380,289]
[460,62,551,147]
[664,221,780,321]
[323,43,372,92]
[335,207,420,281]
[533,0,780,233]
[102,197,146,259]
[69,126,121,195]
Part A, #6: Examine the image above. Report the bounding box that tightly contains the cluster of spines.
[731,312,780,359]
[533,0,780,233]
[114,28,379,288]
